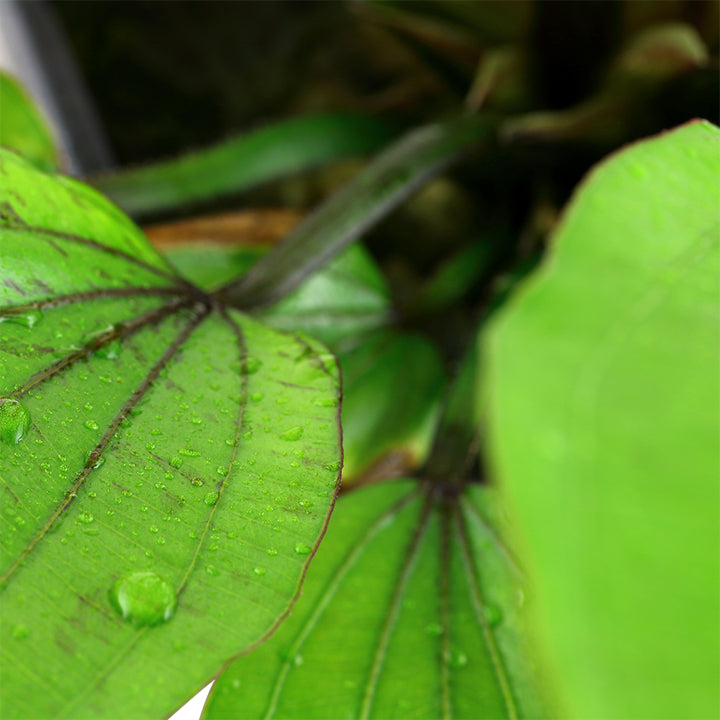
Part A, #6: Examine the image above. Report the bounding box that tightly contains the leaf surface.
[484,120,720,718]
[204,480,544,719]
[90,114,394,218]
[161,241,445,483]
[0,72,58,172]
[0,150,342,719]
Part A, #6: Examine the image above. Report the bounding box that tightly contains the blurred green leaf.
[0,150,342,718]
[90,114,394,218]
[340,331,445,484]
[484,120,720,718]
[0,72,58,172]
[204,480,544,720]
[222,115,496,309]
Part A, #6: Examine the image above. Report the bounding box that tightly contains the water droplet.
[84,420,99,431]
[179,448,200,457]
[424,622,442,637]
[250,392,264,403]
[252,567,266,576]
[267,548,278,556]
[1,309,43,328]
[205,564,219,577]
[85,452,105,470]
[0,398,31,444]
[280,427,303,442]
[323,461,340,472]
[448,649,468,668]
[96,338,122,360]
[169,456,184,469]
[204,491,219,506]
[77,513,94,524]
[109,572,177,627]
[12,624,29,640]
[191,478,204,487]
[294,543,311,555]
[242,358,262,375]
[484,604,503,627]
[312,396,337,408]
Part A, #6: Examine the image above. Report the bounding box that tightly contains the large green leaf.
[204,480,544,720]
[0,150,342,718]
[90,114,394,218]
[0,72,58,173]
[484,120,720,718]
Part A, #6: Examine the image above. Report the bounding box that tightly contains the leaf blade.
[483,120,720,718]
[90,114,394,218]
[0,151,342,719]
[222,115,495,309]
[203,482,544,719]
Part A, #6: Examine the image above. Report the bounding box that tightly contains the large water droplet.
[204,491,219,507]
[109,571,177,627]
[0,308,43,328]
[280,427,303,442]
[0,398,31,444]
[294,543,311,555]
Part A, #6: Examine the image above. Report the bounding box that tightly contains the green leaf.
[483,120,720,718]
[222,115,496,309]
[340,331,445,483]
[90,114,394,218]
[0,72,59,173]
[162,239,391,351]
[204,480,545,719]
[0,150,342,718]
[162,241,443,484]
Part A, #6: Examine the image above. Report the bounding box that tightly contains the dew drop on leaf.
[0,308,43,328]
[280,426,304,442]
[0,398,31,444]
[204,491,219,507]
[77,513,94,524]
[484,604,503,627]
[252,567,266,576]
[294,543,311,555]
[11,624,29,640]
[109,571,177,626]
[205,564,219,577]
[242,358,262,375]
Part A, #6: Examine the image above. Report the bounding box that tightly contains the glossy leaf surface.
[91,114,394,218]
[484,121,720,718]
[0,72,58,172]
[161,241,443,484]
[0,150,342,719]
[204,481,544,719]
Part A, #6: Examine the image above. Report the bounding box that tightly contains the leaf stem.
[219,115,496,310]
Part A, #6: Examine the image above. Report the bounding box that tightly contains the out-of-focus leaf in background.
[484,120,720,718]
